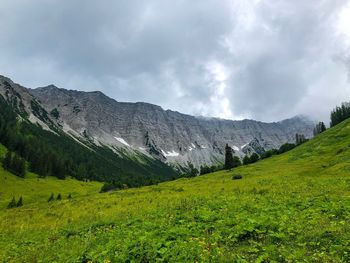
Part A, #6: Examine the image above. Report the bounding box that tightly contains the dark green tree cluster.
[48,193,63,202]
[260,142,297,160]
[313,122,326,136]
[199,164,223,175]
[100,181,125,192]
[185,162,199,178]
[295,133,307,145]
[330,102,350,127]
[0,97,66,179]
[2,151,26,177]
[7,196,23,209]
[243,153,260,165]
[278,143,296,153]
[261,149,279,159]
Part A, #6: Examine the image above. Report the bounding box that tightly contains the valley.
[2,2,350,262]
[1,118,350,261]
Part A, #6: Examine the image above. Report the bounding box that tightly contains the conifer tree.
[186,162,199,177]
[224,144,234,169]
[295,133,306,145]
[330,102,350,127]
[48,193,55,202]
[16,196,23,207]
[7,197,17,209]
[57,193,62,201]
[313,122,326,136]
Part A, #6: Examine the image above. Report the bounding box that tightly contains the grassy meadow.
[1,120,350,262]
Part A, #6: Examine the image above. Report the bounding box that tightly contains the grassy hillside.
[1,120,350,262]
[0,144,102,209]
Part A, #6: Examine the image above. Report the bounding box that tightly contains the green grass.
[0,145,102,209]
[1,120,350,262]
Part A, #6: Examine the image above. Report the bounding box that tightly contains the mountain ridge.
[0,75,315,169]
[34,83,312,125]
[29,80,314,168]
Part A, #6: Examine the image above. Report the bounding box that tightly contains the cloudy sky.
[1,0,350,122]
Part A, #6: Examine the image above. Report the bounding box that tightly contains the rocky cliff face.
[0,75,315,170]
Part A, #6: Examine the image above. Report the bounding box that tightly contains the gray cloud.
[0,0,350,122]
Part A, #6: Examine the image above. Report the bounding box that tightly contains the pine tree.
[16,196,23,207]
[7,197,17,209]
[295,133,306,145]
[67,193,72,199]
[57,193,62,201]
[224,144,234,169]
[330,102,350,127]
[186,162,199,177]
[48,193,55,202]
[313,122,326,136]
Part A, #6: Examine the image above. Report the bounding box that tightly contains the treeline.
[217,101,350,173]
[330,102,350,127]
[313,122,326,136]
[199,164,223,175]
[0,96,68,179]
[0,96,178,187]
[217,133,310,173]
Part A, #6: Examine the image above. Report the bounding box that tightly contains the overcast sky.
[1,0,350,122]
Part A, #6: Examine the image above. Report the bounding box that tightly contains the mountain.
[0,75,178,186]
[29,82,314,169]
[0,75,314,172]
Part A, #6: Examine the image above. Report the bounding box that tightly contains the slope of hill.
[1,119,350,262]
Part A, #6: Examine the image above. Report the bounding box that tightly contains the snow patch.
[191,143,196,149]
[161,149,180,157]
[138,147,146,151]
[232,145,240,152]
[114,137,130,147]
[241,143,248,149]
